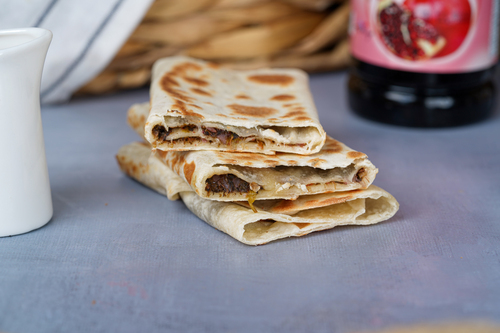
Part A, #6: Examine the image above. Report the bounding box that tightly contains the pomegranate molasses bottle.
[348,0,499,127]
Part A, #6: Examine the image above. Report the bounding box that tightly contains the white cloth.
[0,0,154,104]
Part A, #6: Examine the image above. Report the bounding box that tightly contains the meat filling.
[153,124,240,145]
[184,124,197,132]
[205,174,250,194]
[202,126,239,145]
[152,125,171,141]
[353,168,366,182]
[153,124,197,141]
[153,124,310,150]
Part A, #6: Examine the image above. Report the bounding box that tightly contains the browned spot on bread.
[172,100,190,114]
[190,87,212,96]
[294,116,310,121]
[161,75,180,89]
[160,73,192,102]
[322,148,342,154]
[284,110,307,118]
[208,62,220,69]
[263,159,280,166]
[321,138,342,153]
[172,89,192,103]
[161,151,189,178]
[269,200,296,213]
[161,62,205,102]
[184,110,204,118]
[294,223,310,229]
[248,74,294,86]
[288,160,298,165]
[189,103,202,109]
[270,94,295,101]
[307,158,327,167]
[283,103,301,107]
[160,70,193,102]
[172,100,204,119]
[235,94,251,99]
[347,151,366,159]
[227,104,277,118]
[216,113,228,117]
[183,161,196,184]
[183,76,209,87]
[206,102,214,105]
[156,150,168,162]
[171,62,202,74]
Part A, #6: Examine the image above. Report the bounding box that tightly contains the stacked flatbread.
[117,56,399,245]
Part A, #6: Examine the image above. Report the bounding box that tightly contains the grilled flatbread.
[145,56,326,155]
[115,141,191,201]
[131,102,378,201]
[116,142,399,245]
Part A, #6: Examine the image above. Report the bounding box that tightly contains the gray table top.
[1,71,500,333]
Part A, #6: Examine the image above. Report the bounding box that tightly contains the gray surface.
[1,71,500,333]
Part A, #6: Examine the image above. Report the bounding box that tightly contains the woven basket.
[77,0,351,95]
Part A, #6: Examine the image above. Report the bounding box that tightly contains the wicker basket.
[77,0,351,95]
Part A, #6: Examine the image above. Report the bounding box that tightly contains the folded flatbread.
[116,142,399,245]
[115,141,191,201]
[131,102,378,201]
[145,56,326,155]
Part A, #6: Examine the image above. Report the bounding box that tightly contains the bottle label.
[350,0,499,73]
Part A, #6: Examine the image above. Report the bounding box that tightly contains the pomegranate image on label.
[376,0,472,60]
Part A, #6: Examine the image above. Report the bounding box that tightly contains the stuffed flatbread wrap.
[131,102,378,201]
[145,56,326,155]
[116,142,399,245]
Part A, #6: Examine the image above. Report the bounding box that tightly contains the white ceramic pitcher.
[0,28,53,236]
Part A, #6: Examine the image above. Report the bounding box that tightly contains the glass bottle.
[348,0,499,127]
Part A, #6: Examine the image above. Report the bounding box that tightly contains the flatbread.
[180,188,398,245]
[116,141,191,201]
[131,102,378,201]
[145,56,326,155]
[116,142,399,245]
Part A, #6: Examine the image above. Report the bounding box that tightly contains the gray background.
[1,71,500,333]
